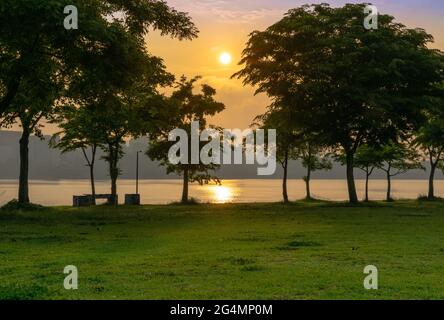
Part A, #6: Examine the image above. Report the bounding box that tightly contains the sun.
[219,52,232,65]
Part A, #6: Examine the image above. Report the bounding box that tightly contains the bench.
[125,194,140,205]
[73,194,118,207]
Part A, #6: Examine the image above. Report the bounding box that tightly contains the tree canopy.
[233,3,444,203]
[148,76,226,203]
[0,0,198,204]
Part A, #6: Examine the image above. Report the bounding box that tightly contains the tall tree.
[0,59,61,203]
[0,0,198,204]
[233,3,444,203]
[148,76,225,204]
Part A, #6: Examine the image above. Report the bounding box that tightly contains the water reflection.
[210,185,234,203]
[0,179,440,206]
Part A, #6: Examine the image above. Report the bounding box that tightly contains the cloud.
[167,0,285,24]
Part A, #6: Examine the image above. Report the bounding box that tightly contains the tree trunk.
[87,146,97,205]
[18,128,30,204]
[305,166,311,200]
[364,168,370,202]
[345,151,358,204]
[282,151,289,203]
[89,163,96,205]
[108,145,118,205]
[428,161,436,201]
[181,167,189,204]
[110,174,117,205]
[386,171,392,202]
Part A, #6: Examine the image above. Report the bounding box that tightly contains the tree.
[233,3,444,203]
[99,100,132,205]
[50,106,105,203]
[93,72,174,205]
[0,0,198,114]
[56,28,178,205]
[378,142,424,201]
[256,107,296,203]
[57,53,175,205]
[258,104,331,202]
[148,76,225,204]
[0,59,61,204]
[414,98,444,200]
[0,0,198,204]
[353,145,383,202]
[298,141,332,200]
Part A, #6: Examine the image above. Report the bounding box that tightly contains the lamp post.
[136,150,141,195]
[125,150,142,205]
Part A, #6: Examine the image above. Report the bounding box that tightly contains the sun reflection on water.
[211,185,233,203]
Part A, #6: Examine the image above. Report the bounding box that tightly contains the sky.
[5,1,444,134]
[148,0,444,130]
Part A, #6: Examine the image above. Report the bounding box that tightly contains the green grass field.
[1,200,444,300]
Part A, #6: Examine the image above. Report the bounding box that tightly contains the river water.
[0,179,439,206]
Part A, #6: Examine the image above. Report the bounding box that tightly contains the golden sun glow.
[219,52,232,65]
[212,185,233,203]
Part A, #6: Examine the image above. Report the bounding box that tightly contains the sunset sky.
[7,1,444,134]
[148,0,444,130]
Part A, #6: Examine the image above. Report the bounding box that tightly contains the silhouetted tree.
[258,104,331,202]
[233,3,444,203]
[148,76,225,204]
[96,72,175,205]
[298,141,332,200]
[0,0,198,204]
[353,145,384,202]
[256,107,297,203]
[50,106,106,203]
[378,142,424,201]
[0,61,61,204]
[0,0,198,115]
[414,96,444,200]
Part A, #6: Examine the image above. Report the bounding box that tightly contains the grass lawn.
[1,200,444,300]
